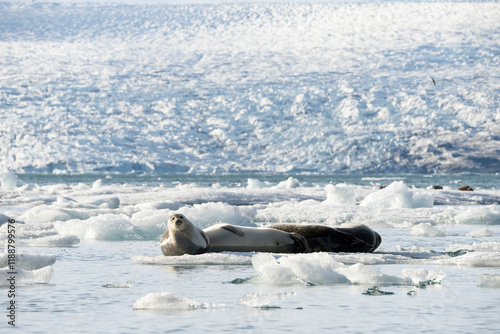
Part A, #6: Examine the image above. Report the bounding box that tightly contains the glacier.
[1,0,499,174]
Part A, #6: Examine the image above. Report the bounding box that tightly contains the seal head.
[160,214,211,256]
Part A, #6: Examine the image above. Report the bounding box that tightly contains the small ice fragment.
[478,275,500,288]
[237,292,295,308]
[0,266,54,285]
[362,286,394,295]
[0,253,56,270]
[274,177,300,189]
[133,292,222,310]
[0,172,18,190]
[324,184,356,206]
[360,181,433,208]
[466,229,494,238]
[92,179,102,189]
[102,282,132,288]
[402,268,445,286]
[410,223,446,237]
[247,178,267,189]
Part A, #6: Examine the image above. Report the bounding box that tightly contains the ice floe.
[238,292,296,308]
[360,181,434,209]
[133,292,223,310]
[0,253,56,270]
[245,253,447,286]
[410,223,447,237]
[0,266,54,285]
[132,253,252,266]
[477,275,500,288]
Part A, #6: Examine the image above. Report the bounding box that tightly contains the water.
[1,173,500,333]
[15,172,500,189]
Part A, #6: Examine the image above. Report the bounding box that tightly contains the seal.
[203,224,310,253]
[160,214,211,256]
[268,223,382,253]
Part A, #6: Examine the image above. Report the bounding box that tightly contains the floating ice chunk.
[274,177,300,189]
[394,245,432,253]
[133,292,223,310]
[324,184,356,206]
[132,253,252,266]
[48,196,119,210]
[250,253,409,285]
[0,266,54,285]
[21,205,90,224]
[454,206,500,225]
[433,252,500,267]
[102,282,132,288]
[337,263,411,285]
[0,253,56,270]
[131,209,168,237]
[92,179,102,189]
[251,254,298,284]
[0,224,58,240]
[402,268,446,285]
[0,222,56,240]
[178,202,255,228]
[478,275,500,288]
[0,172,18,190]
[446,242,500,253]
[238,292,296,308]
[84,197,120,209]
[410,223,446,237]
[466,229,494,237]
[360,181,413,208]
[134,201,183,211]
[277,253,349,285]
[412,192,435,208]
[247,178,268,189]
[15,234,80,247]
[53,214,138,241]
[360,181,433,209]
[362,286,394,295]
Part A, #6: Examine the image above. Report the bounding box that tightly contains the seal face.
[268,223,382,253]
[160,214,210,256]
[203,224,310,253]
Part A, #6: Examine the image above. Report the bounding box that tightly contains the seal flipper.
[191,245,211,254]
[201,230,210,245]
[220,224,245,237]
[187,230,211,254]
[160,230,169,245]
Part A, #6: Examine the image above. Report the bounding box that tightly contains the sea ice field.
[1,0,499,174]
[1,173,500,333]
[1,0,500,333]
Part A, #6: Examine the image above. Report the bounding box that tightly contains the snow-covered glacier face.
[1,1,499,174]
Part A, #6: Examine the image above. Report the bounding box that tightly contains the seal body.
[268,223,382,253]
[160,214,210,256]
[203,224,310,253]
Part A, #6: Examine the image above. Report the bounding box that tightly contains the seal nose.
[175,219,183,227]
